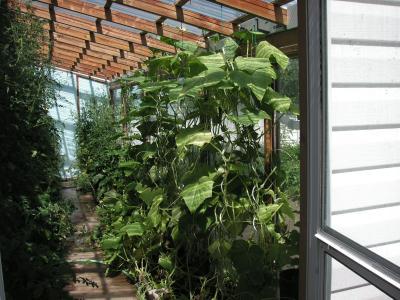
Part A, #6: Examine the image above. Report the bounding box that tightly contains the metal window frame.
[299,0,400,299]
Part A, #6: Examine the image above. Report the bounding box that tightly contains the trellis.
[13,0,296,80]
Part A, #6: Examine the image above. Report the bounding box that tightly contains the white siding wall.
[327,0,400,298]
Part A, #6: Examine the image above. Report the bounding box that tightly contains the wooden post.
[76,74,80,118]
[109,87,115,120]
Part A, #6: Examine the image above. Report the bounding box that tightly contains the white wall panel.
[331,1,400,42]
[331,88,400,128]
[331,128,400,171]
[331,167,400,212]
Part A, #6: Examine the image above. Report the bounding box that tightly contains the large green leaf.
[158,254,173,271]
[256,41,289,70]
[228,109,270,126]
[235,57,276,78]
[121,223,145,237]
[219,37,239,61]
[181,176,214,213]
[136,184,164,206]
[102,237,121,250]
[265,87,292,112]
[257,203,283,224]
[174,41,198,53]
[182,69,225,93]
[176,127,212,149]
[197,53,225,70]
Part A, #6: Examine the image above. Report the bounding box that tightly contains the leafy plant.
[77,35,299,299]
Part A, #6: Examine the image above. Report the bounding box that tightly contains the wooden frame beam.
[211,0,287,25]
[114,0,235,36]
[19,2,176,54]
[37,0,206,47]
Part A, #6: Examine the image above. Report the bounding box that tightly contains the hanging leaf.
[228,109,270,126]
[235,57,276,78]
[158,254,174,272]
[257,203,283,224]
[265,87,292,112]
[175,127,212,150]
[197,53,225,70]
[256,41,289,70]
[102,237,121,250]
[181,176,214,213]
[174,40,198,53]
[121,223,145,237]
[219,37,239,61]
[183,69,225,93]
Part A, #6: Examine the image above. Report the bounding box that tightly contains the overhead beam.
[211,0,287,25]
[37,0,206,46]
[19,2,176,54]
[114,0,235,36]
[25,4,153,59]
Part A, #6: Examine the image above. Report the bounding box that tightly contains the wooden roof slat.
[20,2,176,54]
[38,0,206,46]
[212,0,287,25]
[114,0,235,36]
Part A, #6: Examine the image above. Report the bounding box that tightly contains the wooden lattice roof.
[14,0,297,81]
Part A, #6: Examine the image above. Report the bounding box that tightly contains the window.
[299,0,400,299]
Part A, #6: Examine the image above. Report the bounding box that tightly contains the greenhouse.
[0,0,399,299]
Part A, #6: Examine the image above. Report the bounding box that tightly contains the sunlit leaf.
[175,127,212,149]
[181,176,214,213]
[256,41,289,70]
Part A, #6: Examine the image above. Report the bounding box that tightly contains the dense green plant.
[76,34,299,299]
[75,99,124,198]
[0,5,74,299]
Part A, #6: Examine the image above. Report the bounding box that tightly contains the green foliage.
[0,5,74,299]
[76,35,298,299]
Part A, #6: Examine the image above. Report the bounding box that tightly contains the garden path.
[61,185,137,300]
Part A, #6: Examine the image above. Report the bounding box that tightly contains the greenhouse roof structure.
[15,0,297,80]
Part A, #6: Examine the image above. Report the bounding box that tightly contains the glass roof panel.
[161,0,245,22]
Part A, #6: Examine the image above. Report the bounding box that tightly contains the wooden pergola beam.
[25,4,153,59]
[37,0,206,47]
[211,0,287,25]
[19,2,176,54]
[114,0,235,36]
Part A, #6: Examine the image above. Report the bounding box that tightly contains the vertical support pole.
[264,118,274,173]
[109,87,115,120]
[76,74,80,118]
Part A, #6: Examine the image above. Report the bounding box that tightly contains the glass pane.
[327,256,392,300]
[325,0,400,265]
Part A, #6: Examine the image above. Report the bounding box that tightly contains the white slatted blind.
[327,0,400,298]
